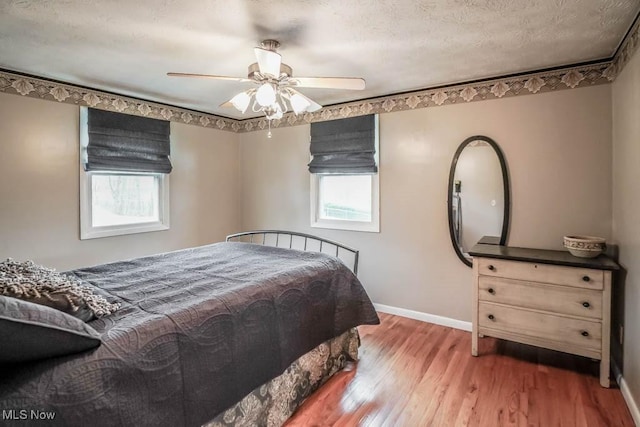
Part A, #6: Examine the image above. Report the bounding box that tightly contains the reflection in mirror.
[448,136,510,267]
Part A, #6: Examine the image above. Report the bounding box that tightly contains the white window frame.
[79,107,170,240]
[310,116,380,233]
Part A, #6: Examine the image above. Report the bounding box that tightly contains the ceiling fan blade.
[167,72,253,83]
[290,77,366,90]
[254,47,282,77]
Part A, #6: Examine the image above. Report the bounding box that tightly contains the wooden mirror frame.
[447,135,510,267]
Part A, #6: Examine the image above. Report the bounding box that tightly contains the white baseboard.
[373,303,472,332]
[612,361,640,426]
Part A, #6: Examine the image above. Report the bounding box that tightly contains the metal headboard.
[226,230,360,275]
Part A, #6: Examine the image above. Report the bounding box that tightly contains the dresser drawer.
[478,302,602,351]
[478,276,602,319]
[477,258,603,290]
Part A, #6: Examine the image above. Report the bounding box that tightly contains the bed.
[0,231,379,426]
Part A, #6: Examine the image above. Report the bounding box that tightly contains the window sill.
[311,218,380,233]
[80,222,169,240]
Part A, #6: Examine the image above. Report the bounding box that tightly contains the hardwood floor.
[285,313,634,427]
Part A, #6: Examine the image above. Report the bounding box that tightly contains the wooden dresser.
[469,243,619,387]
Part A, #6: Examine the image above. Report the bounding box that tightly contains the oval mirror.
[447,135,510,267]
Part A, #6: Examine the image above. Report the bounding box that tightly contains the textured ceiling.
[0,0,638,119]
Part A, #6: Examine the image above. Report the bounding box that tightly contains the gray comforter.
[0,242,379,426]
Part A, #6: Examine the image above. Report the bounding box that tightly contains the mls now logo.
[2,409,56,420]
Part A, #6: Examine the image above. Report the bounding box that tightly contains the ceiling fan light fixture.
[289,92,311,115]
[229,91,252,113]
[266,104,283,121]
[255,83,276,107]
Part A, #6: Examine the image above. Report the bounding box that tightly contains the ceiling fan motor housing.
[248,62,292,80]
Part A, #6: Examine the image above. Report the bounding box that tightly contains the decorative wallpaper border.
[607,13,640,83]
[0,12,638,134]
[0,71,239,132]
[238,62,614,133]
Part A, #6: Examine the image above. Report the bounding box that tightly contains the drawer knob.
[581,330,589,337]
[582,276,591,282]
[488,314,495,320]
[582,301,591,308]
[488,288,495,295]
[488,265,495,271]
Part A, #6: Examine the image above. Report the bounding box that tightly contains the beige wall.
[0,93,241,271]
[240,85,612,322]
[0,84,612,323]
[613,48,640,414]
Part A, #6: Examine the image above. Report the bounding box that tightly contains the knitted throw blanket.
[0,259,119,320]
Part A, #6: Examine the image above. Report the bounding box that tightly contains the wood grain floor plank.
[285,313,633,427]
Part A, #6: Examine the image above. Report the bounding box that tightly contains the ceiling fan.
[167,39,365,134]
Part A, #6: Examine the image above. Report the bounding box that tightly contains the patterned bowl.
[563,235,606,258]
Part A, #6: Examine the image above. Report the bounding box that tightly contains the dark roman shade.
[308,114,378,174]
[83,108,172,173]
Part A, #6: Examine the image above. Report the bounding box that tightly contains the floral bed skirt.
[204,328,360,427]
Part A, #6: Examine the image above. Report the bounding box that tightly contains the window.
[309,115,379,232]
[79,107,171,239]
[311,173,379,232]
[319,175,372,221]
[81,171,169,239]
